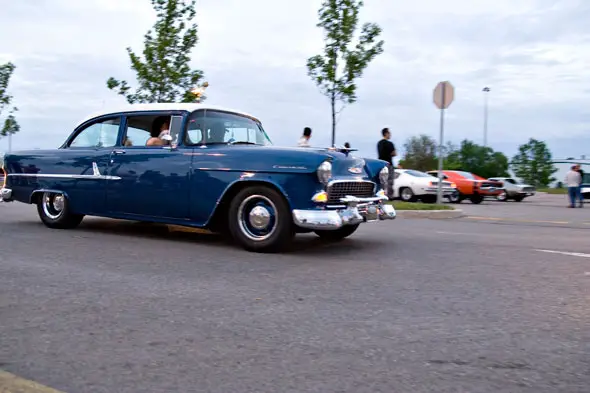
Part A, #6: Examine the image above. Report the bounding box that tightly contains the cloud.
[0,0,589,162]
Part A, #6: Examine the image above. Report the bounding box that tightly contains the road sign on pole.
[433,81,454,204]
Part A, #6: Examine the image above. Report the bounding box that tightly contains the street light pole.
[482,86,490,147]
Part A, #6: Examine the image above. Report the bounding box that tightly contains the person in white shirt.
[298,127,312,147]
[565,165,582,208]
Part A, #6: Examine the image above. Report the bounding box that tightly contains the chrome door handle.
[113,150,126,155]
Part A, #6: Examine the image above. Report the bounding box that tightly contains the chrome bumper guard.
[293,195,396,230]
[0,187,12,202]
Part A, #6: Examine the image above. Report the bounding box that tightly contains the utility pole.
[483,86,490,147]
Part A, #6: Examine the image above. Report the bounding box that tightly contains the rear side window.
[70,117,121,148]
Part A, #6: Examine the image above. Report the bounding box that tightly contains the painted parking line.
[535,249,590,258]
[465,216,570,225]
[0,370,65,393]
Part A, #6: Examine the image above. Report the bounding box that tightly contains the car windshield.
[186,110,273,146]
[405,170,433,177]
[454,171,475,179]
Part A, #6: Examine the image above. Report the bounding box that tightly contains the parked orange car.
[426,170,503,204]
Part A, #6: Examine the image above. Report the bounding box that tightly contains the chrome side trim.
[8,173,121,180]
[7,162,121,180]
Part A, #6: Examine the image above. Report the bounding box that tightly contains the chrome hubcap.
[249,205,271,230]
[238,195,277,241]
[402,188,412,200]
[42,193,65,220]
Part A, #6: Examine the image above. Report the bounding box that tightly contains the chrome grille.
[327,181,375,203]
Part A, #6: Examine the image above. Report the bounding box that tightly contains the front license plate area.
[365,205,379,222]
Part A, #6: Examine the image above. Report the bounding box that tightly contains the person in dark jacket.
[376,128,396,200]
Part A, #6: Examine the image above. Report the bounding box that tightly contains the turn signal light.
[311,191,328,203]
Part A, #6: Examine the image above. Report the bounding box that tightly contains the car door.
[58,115,122,214]
[105,111,193,220]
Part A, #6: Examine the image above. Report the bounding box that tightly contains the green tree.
[307,0,384,146]
[510,138,557,187]
[444,139,509,178]
[399,134,438,171]
[0,62,20,139]
[107,0,206,103]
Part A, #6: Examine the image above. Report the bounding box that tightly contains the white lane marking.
[436,231,475,236]
[535,249,590,258]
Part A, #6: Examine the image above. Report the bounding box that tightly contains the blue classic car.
[0,103,396,252]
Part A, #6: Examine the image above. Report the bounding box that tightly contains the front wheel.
[470,194,484,204]
[315,224,359,241]
[496,190,508,202]
[513,195,524,202]
[448,192,462,203]
[36,192,84,229]
[228,186,294,252]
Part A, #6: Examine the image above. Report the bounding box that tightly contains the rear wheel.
[315,224,359,241]
[228,186,294,252]
[36,192,84,229]
[400,187,415,202]
[496,190,508,201]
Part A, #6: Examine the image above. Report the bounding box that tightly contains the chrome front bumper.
[0,187,12,202]
[292,195,396,230]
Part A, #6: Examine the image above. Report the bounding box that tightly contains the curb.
[396,209,465,219]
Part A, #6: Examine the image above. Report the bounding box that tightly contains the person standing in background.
[565,165,581,208]
[298,127,312,147]
[377,128,396,200]
[576,164,584,207]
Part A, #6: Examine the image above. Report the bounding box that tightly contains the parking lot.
[1,193,589,393]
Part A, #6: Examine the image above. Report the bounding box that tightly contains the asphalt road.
[1,198,589,393]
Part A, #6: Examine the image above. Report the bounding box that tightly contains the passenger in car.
[146,116,171,146]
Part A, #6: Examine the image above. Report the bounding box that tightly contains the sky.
[1,0,589,163]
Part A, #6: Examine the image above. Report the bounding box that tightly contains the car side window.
[394,171,400,179]
[123,114,172,147]
[69,118,120,148]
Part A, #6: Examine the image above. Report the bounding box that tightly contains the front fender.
[199,170,322,226]
[363,158,388,183]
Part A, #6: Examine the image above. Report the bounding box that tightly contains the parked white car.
[394,169,459,203]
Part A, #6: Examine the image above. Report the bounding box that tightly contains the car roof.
[77,103,260,126]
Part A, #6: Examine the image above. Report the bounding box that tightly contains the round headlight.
[317,160,332,185]
[379,166,389,186]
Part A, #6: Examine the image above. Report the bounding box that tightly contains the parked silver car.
[488,177,536,202]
